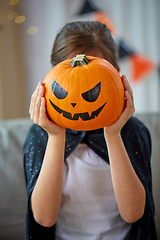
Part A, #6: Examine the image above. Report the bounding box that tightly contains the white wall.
[1,0,160,118]
[22,0,160,113]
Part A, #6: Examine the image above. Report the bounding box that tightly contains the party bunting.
[78,0,99,15]
[94,11,117,35]
[77,0,117,35]
[76,1,156,84]
[118,39,135,59]
[130,53,156,83]
[158,64,160,79]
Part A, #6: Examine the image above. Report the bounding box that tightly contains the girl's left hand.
[104,75,135,137]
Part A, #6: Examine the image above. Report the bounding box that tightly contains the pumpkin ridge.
[84,58,102,98]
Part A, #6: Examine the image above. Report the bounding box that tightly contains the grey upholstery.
[0,115,159,240]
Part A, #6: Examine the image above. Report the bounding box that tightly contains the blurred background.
[0,0,160,119]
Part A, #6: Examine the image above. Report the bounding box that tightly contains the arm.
[29,82,65,227]
[104,75,146,223]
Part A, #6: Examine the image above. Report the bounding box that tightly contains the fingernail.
[40,86,44,92]
[41,97,45,104]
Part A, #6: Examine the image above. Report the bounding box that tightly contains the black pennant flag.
[78,0,99,15]
[118,39,135,59]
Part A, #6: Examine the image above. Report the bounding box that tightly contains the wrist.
[104,130,121,142]
[47,132,66,158]
[48,129,66,141]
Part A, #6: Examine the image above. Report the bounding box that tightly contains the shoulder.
[26,123,48,140]
[27,123,48,136]
[125,116,149,130]
[122,116,151,156]
[122,116,151,140]
[23,124,48,152]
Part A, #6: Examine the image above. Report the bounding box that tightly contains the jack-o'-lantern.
[43,54,124,131]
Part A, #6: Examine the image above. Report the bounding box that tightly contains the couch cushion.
[135,113,160,238]
[0,118,32,240]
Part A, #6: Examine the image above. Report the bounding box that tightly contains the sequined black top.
[23,116,157,240]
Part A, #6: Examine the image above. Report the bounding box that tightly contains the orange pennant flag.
[94,11,117,35]
[130,53,156,83]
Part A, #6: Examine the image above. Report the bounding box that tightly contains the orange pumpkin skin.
[43,55,124,131]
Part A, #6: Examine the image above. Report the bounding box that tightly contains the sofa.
[0,114,159,240]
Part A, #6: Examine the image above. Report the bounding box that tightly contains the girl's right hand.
[29,82,65,136]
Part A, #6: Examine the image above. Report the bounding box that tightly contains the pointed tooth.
[88,111,92,117]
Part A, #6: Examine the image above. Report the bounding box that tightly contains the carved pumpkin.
[43,54,124,131]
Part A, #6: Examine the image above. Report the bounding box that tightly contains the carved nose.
[71,103,77,108]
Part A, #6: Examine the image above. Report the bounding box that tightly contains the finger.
[30,82,44,112]
[125,90,135,115]
[29,82,43,115]
[34,86,44,124]
[39,97,47,126]
[29,83,40,118]
[29,82,43,114]
[122,75,134,101]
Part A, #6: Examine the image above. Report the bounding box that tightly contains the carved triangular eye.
[52,79,68,99]
[81,82,101,102]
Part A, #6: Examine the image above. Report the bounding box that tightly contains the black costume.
[23,116,157,240]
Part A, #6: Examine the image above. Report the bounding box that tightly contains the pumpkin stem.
[69,54,91,67]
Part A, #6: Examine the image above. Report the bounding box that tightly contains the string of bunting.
[76,0,157,83]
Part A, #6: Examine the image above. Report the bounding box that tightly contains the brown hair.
[51,21,119,70]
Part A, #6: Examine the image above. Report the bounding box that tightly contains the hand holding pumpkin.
[104,75,135,137]
[29,82,65,136]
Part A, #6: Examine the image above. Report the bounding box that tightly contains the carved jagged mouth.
[49,99,106,121]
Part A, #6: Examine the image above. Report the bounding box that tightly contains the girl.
[24,21,157,240]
